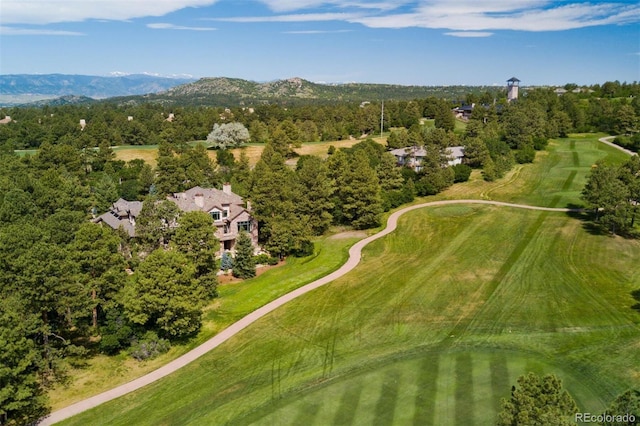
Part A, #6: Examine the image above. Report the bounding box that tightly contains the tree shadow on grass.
[631,289,640,314]
[563,204,611,237]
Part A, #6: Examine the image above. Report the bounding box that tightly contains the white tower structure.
[507,77,520,102]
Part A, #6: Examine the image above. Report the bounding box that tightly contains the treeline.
[582,155,640,236]
[1,81,637,152]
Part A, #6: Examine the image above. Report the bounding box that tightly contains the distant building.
[390,146,465,172]
[507,77,520,102]
[94,184,258,253]
[0,116,12,124]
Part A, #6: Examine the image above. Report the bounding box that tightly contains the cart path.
[598,135,638,157]
[40,200,582,425]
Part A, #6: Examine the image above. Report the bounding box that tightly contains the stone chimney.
[194,193,204,208]
[222,182,232,195]
[246,200,252,211]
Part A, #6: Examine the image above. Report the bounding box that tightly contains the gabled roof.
[112,198,143,218]
[390,146,427,158]
[446,146,465,158]
[169,186,244,213]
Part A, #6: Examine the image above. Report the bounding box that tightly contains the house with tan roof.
[94,183,258,253]
[390,146,465,172]
[168,184,258,252]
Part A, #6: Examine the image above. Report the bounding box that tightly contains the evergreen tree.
[232,231,256,279]
[124,250,204,338]
[171,211,219,298]
[602,389,640,425]
[376,152,404,191]
[341,150,382,229]
[0,296,49,426]
[72,223,126,329]
[136,197,181,250]
[220,251,233,272]
[296,156,335,235]
[497,373,578,426]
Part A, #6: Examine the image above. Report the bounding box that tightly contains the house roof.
[507,77,520,82]
[168,186,244,213]
[390,146,427,157]
[112,198,143,218]
[94,211,136,237]
[446,146,465,158]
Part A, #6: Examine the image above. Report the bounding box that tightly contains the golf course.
[57,135,640,425]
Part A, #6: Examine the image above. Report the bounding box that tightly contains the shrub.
[128,331,170,361]
[533,137,549,150]
[253,254,278,265]
[515,145,536,164]
[452,164,472,182]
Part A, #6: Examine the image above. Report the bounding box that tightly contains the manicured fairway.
[58,136,640,425]
[442,133,630,208]
[60,204,640,425]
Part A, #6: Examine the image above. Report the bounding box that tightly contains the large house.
[390,146,465,172]
[94,183,258,253]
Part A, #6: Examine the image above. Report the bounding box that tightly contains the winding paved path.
[599,136,638,157]
[40,200,582,425]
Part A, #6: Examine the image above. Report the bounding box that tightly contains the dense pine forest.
[0,81,639,425]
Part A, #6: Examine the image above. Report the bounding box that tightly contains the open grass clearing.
[60,203,640,425]
[111,137,388,168]
[48,234,361,410]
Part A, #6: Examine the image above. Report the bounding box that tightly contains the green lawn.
[440,133,630,208]
[60,136,640,425]
[48,235,361,409]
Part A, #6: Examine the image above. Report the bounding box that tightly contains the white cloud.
[1,0,219,25]
[257,1,409,13]
[147,23,216,31]
[213,12,361,23]
[283,29,353,34]
[350,1,640,32]
[444,31,493,37]
[0,25,84,35]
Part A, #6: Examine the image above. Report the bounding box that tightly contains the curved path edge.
[40,200,581,425]
[598,135,638,157]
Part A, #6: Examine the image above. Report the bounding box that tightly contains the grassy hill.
[59,135,640,425]
[110,77,503,107]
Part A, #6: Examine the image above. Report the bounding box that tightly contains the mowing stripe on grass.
[562,170,578,191]
[332,383,364,425]
[373,370,401,425]
[434,355,456,425]
[291,401,321,425]
[455,353,475,426]
[489,353,510,414]
[412,354,439,426]
[572,151,580,167]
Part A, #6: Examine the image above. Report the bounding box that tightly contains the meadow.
[57,134,640,425]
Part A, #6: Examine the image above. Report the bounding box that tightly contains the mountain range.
[0,74,195,106]
[0,74,504,107]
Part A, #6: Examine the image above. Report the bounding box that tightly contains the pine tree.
[296,156,335,235]
[341,150,382,229]
[497,373,578,426]
[0,296,49,426]
[124,250,203,338]
[232,231,256,279]
[220,251,233,272]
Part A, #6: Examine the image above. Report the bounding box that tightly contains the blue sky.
[1,0,639,86]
